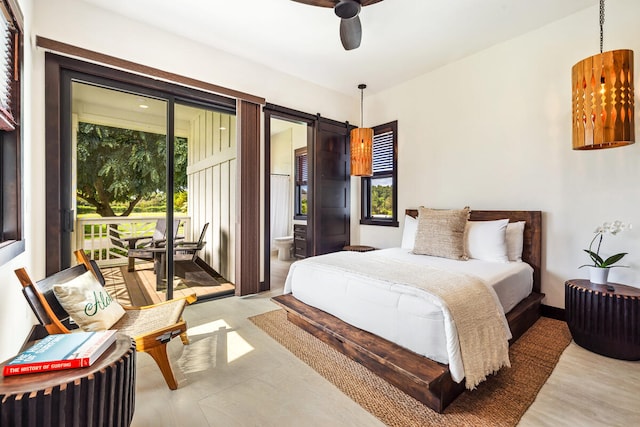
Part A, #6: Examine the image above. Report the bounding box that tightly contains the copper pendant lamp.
[572,0,634,150]
[351,84,373,176]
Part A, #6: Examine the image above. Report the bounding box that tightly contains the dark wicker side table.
[0,333,136,427]
[565,279,640,360]
[343,245,376,252]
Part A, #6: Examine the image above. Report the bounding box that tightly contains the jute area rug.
[249,309,571,427]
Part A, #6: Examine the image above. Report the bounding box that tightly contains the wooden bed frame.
[272,210,543,413]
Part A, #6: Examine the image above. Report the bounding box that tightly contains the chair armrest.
[122,235,152,248]
[175,240,199,246]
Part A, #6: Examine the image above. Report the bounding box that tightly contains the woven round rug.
[249,309,571,427]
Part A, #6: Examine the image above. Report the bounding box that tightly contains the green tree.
[371,185,392,217]
[76,122,188,217]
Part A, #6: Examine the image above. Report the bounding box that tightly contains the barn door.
[309,117,351,256]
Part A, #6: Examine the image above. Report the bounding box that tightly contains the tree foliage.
[371,184,393,217]
[76,122,188,217]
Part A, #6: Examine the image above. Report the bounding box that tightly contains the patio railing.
[75,215,191,267]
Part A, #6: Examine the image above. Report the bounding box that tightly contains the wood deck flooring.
[103,259,234,306]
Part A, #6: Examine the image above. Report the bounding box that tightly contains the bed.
[272,209,543,413]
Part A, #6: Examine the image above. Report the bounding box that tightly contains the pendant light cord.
[357,83,366,128]
[600,0,605,54]
[360,86,364,128]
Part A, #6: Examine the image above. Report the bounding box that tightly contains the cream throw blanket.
[302,251,511,390]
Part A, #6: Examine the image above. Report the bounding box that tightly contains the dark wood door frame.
[263,104,317,291]
[236,100,261,295]
[44,53,261,297]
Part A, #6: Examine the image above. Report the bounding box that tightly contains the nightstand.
[343,245,376,252]
[565,279,640,360]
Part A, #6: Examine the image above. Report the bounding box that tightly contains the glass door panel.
[71,81,173,298]
[173,102,236,298]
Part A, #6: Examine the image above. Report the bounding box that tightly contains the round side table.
[0,334,136,427]
[565,279,640,360]
[343,245,376,252]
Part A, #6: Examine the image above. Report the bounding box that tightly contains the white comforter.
[283,247,533,384]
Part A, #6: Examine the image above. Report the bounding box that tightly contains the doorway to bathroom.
[263,104,351,291]
[267,115,309,290]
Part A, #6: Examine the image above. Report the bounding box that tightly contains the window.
[294,147,308,219]
[0,0,23,265]
[360,121,398,227]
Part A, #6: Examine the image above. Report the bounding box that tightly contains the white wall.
[271,129,293,176]
[359,0,640,308]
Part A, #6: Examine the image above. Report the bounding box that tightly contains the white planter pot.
[588,266,610,284]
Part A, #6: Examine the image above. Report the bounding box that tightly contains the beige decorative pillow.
[53,270,125,331]
[412,206,470,260]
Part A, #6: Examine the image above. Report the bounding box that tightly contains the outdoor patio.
[102,259,235,306]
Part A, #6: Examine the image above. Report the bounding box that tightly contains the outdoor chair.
[150,223,210,289]
[109,218,177,252]
[174,222,209,263]
[127,219,181,272]
[14,250,196,390]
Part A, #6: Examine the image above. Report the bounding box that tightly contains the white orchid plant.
[579,220,632,269]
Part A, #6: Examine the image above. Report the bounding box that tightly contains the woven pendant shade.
[350,83,373,176]
[350,127,373,176]
[572,49,635,150]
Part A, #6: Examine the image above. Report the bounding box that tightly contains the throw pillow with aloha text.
[53,271,125,331]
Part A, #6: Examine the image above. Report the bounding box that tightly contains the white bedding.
[283,247,533,383]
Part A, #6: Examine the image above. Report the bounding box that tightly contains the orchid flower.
[580,220,632,268]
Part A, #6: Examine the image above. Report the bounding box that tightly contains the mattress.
[283,247,533,382]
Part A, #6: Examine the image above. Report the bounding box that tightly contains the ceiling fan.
[292,0,383,50]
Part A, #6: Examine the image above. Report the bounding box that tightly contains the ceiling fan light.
[335,0,361,19]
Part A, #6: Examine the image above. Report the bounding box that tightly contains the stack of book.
[2,330,117,376]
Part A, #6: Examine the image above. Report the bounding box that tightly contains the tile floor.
[130,257,640,427]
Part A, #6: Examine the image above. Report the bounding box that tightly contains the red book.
[2,330,117,376]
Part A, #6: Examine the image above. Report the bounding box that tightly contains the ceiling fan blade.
[291,0,383,7]
[340,16,362,50]
[290,0,337,8]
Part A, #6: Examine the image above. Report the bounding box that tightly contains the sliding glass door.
[62,71,236,300]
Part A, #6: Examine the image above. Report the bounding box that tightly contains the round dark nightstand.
[343,245,376,252]
[565,279,640,360]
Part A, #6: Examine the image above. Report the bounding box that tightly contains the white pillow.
[401,215,418,249]
[53,270,126,331]
[464,219,509,263]
[506,221,526,262]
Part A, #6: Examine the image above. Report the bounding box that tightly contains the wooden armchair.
[174,222,209,263]
[142,223,210,290]
[126,219,182,272]
[14,250,196,390]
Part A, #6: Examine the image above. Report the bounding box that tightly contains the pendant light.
[572,0,634,150]
[350,84,373,176]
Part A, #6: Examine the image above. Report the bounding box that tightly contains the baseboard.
[541,304,565,321]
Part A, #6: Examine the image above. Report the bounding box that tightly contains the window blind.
[372,130,393,174]
[0,3,15,131]
[296,152,308,183]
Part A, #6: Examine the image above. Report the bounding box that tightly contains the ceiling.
[79,0,598,95]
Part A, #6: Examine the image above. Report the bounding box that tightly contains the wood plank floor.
[104,260,235,306]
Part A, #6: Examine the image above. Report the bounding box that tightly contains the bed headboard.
[405,209,542,294]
